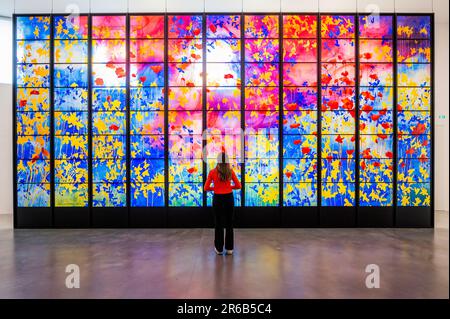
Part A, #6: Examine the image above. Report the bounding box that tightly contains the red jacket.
[204,168,242,194]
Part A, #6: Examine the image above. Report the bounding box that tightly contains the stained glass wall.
[14,14,433,222]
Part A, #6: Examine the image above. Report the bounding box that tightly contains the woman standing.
[204,152,241,255]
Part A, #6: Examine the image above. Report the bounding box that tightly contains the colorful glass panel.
[359,14,394,206]
[397,15,431,207]
[321,15,355,206]
[91,15,126,207]
[17,16,51,207]
[168,15,204,207]
[206,15,241,206]
[244,15,280,206]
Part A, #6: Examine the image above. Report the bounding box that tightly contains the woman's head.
[216,152,232,182]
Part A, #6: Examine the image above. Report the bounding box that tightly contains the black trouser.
[212,192,235,251]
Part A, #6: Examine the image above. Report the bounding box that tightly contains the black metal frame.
[13,14,53,227]
[317,12,359,227]
[356,12,396,227]
[127,13,167,228]
[52,14,91,227]
[395,12,435,228]
[12,12,435,228]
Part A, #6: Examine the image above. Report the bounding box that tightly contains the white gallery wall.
[0,0,448,214]
[0,84,12,214]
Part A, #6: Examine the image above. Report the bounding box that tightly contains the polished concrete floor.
[0,212,448,299]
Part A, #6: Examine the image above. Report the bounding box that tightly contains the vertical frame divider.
[202,13,207,208]
[164,14,169,222]
[393,14,398,225]
[317,13,322,214]
[126,13,131,224]
[355,13,360,223]
[240,13,246,208]
[12,15,17,228]
[49,14,55,225]
[278,13,284,218]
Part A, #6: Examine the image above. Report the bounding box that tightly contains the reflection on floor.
[0,212,448,298]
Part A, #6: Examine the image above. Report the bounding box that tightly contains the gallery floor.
[0,212,448,299]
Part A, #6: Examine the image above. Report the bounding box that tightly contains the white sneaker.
[214,248,223,255]
[225,250,233,255]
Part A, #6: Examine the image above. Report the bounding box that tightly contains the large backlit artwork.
[15,14,432,210]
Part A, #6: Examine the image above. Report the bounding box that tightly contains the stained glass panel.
[282,14,318,207]
[92,16,126,39]
[17,40,50,63]
[53,17,89,207]
[206,15,240,38]
[321,15,355,39]
[283,39,317,62]
[92,40,126,63]
[130,15,164,39]
[396,15,432,207]
[397,16,431,39]
[168,15,204,207]
[54,15,88,39]
[54,40,88,63]
[283,15,317,38]
[17,16,51,207]
[357,14,394,206]
[91,16,127,207]
[244,15,279,38]
[206,15,242,206]
[168,39,203,62]
[130,16,165,207]
[168,15,202,39]
[320,15,355,206]
[17,16,51,40]
[359,15,393,39]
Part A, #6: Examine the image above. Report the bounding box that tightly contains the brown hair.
[216,152,232,182]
